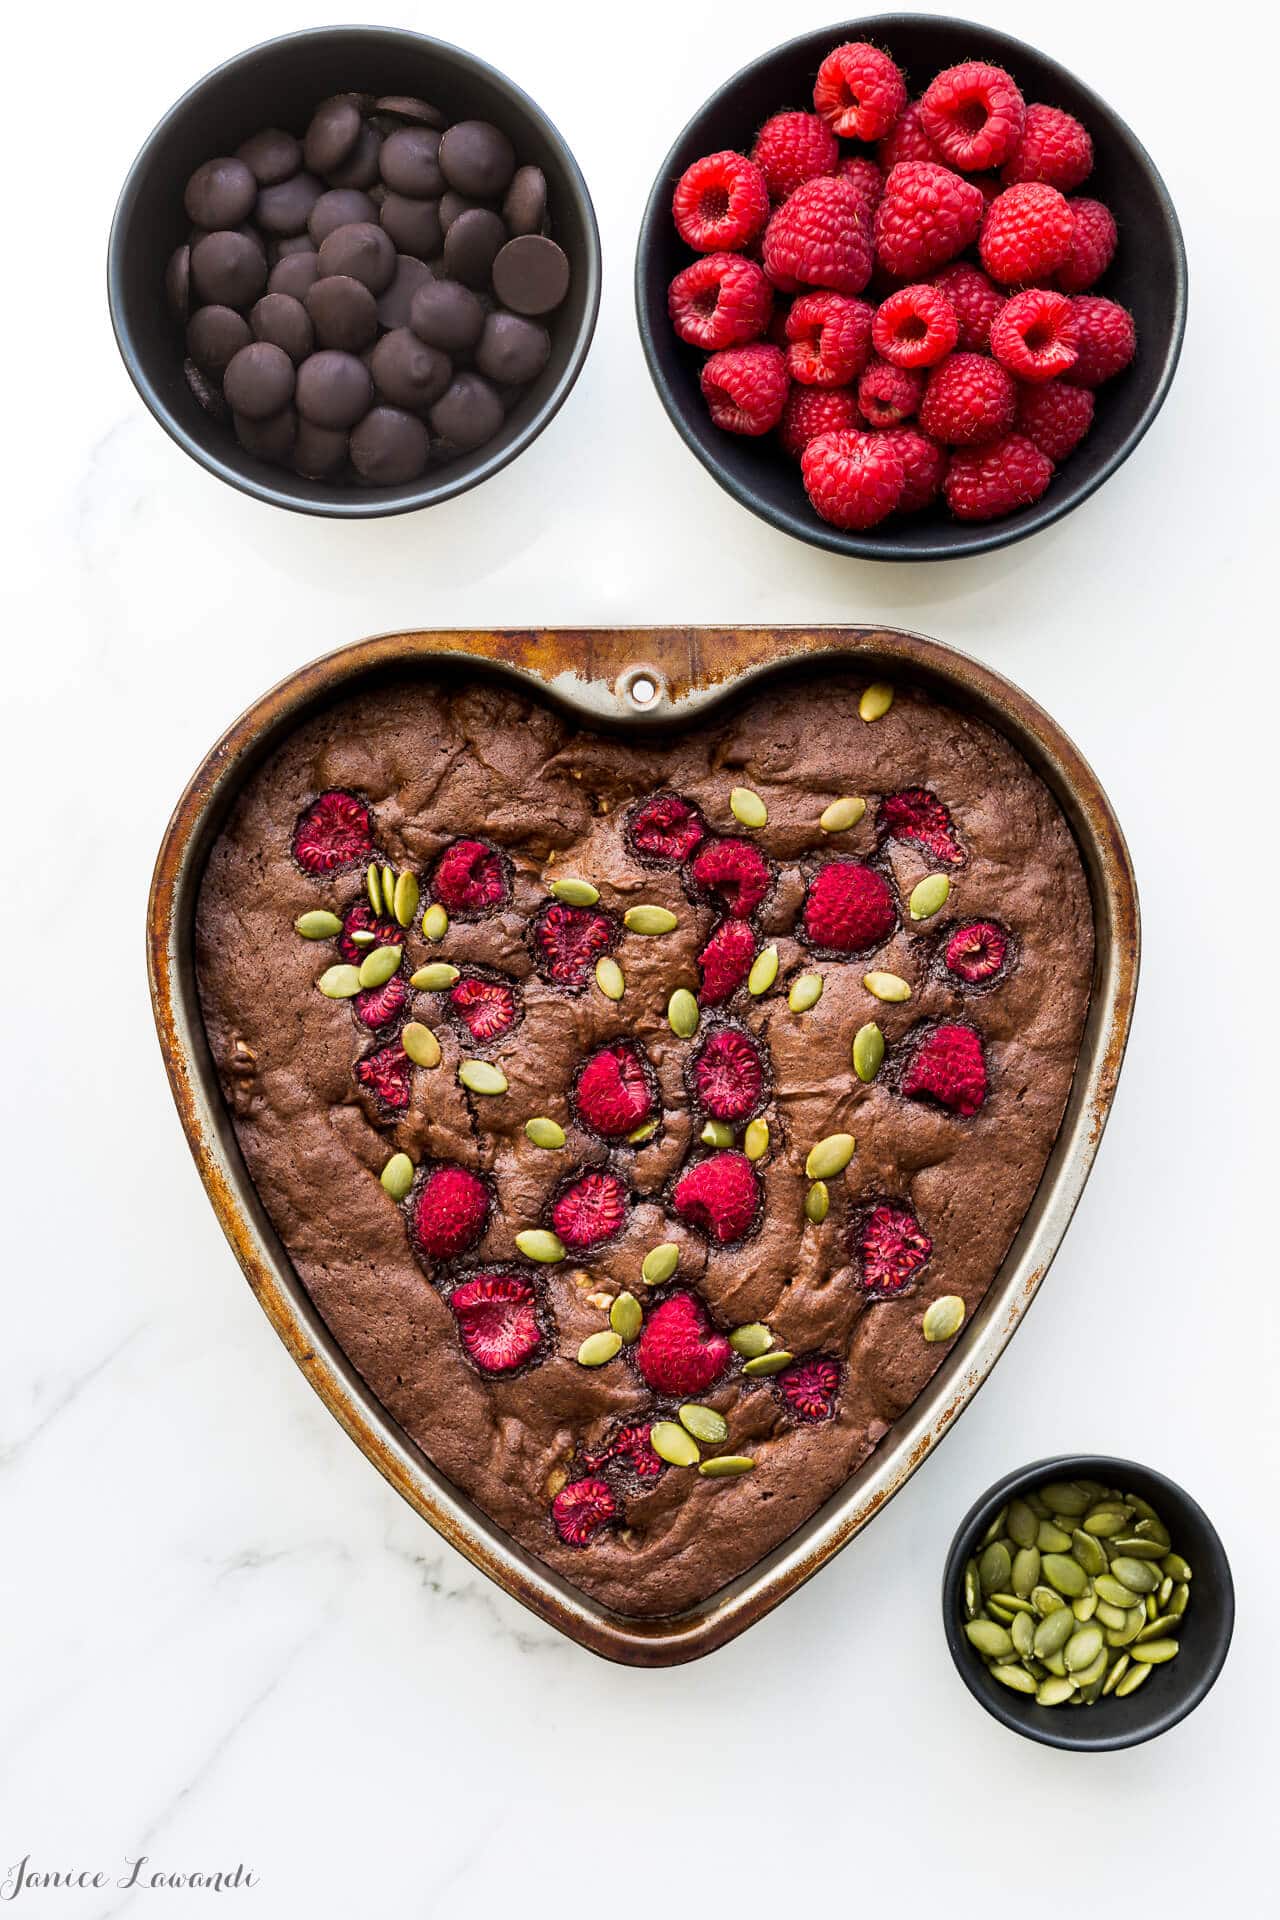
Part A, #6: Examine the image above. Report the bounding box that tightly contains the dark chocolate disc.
[183,357,227,420]
[304,96,362,176]
[223,341,296,420]
[236,127,302,186]
[438,120,515,198]
[233,405,297,464]
[165,244,191,322]
[374,95,445,127]
[308,188,379,246]
[376,255,435,330]
[267,251,321,301]
[256,172,325,237]
[190,229,268,308]
[491,235,570,315]
[184,156,257,230]
[428,371,504,450]
[273,234,316,260]
[250,292,314,363]
[409,276,485,353]
[293,419,349,478]
[326,124,382,191]
[442,208,507,289]
[380,193,443,260]
[475,311,551,385]
[370,328,452,411]
[350,406,429,484]
[502,165,548,237]
[316,221,396,293]
[439,190,493,232]
[305,275,379,352]
[186,303,252,374]
[378,126,444,199]
[295,349,374,429]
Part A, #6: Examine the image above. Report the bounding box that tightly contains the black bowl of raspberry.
[635,15,1186,561]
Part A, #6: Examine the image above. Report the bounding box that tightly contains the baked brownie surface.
[195,667,1093,1617]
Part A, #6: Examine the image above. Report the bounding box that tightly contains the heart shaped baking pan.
[149,628,1138,1664]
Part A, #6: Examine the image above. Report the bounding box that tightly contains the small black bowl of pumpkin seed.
[942,1456,1233,1750]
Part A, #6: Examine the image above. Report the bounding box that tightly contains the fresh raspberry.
[880,428,946,511]
[776,1354,841,1422]
[813,42,906,141]
[1016,379,1094,462]
[802,861,896,951]
[920,62,1026,172]
[980,182,1074,285]
[551,1476,615,1547]
[449,976,517,1043]
[672,150,771,252]
[931,261,1003,350]
[412,1165,490,1259]
[533,903,614,989]
[990,288,1078,382]
[691,1027,765,1122]
[551,1170,628,1248]
[690,837,771,918]
[751,112,839,203]
[785,292,873,387]
[857,1201,933,1294]
[801,428,904,530]
[873,162,985,279]
[292,790,373,875]
[588,1422,665,1481]
[698,919,756,1005]
[878,787,965,865]
[945,920,1009,983]
[877,100,941,171]
[1000,103,1092,192]
[762,176,873,296]
[701,343,790,435]
[668,253,773,349]
[872,284,959,368]
[837,156,885,222]
[354,974,408,1030]
[634,1290,733,1396]
[1062,296,1136,387]
[353,1041,413,1111]
[1055,200,1117,294]
[857,356,924,427]
[779,384,862,459]
[432,838,508,915]
[575,1041,655,1138]
[448,1274,541,1373]
[944,433,1053,521]
[338,900,404,965]
[671,1151,761,1244]
[628,792,704,864]
[902,1022,988,1114]
[919,353,1017,447]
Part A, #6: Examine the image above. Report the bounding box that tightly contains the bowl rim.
[106,23,603,519]
[941,1452,1235,1749]
[634,10,1189,562]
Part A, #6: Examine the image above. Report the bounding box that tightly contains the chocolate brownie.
[195,666,1093,1618]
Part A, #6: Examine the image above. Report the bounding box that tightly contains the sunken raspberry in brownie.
[195,668,1092,1619]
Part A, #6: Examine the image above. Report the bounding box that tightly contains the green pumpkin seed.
[1011,1611,1035,1658]
[410,962,459,990]
[991,1664,1037,1695]
[805,1132,855,1180]
[989,1594,1035,1616]
[1095,1601,1129,1630]
[1111,1556,1161,1594]
[401,1022,441,1068]
[980,1506,1009,1547]
[852,1022,885,1082]
[805,1180,830,1224]
[515,1229,565,1263]
[650,1421,701,1466]
[922,1295,965,1343]
[820,795,866,833]
[679,1404,728,1445]
[1135,1613,1180,1645]
[550,877,600,906]
[863,970,911,1002]
[1007,1500,1039,1550]
[1163,1552,1193,1582]
[458,1060,507,1095]
[1115,1663,1151,1697]
[349,928,376,946]
[1042,1649,1068,1678]
[380,1152,414,1200]
[986,1601,1015,1625]
[1104,1612,1146,1650]
[629,1118,658,1146]
[963,1561,982,1620]
[295,909,343,939]
[1037,1676,1076,1706]
[700,1119,734,1148]
[642,1243,680,1286]
[748,945,779,995]
[1011,1546,1041,1596]
[1042,1553,1088,1598]
[1145,1592,1159,1622]
[1094,1574,1140,1609]
[358,944,403,989]
[1031,1586,1064,1617]
[1072,1590,1099,1622]
[1037,1521,1073,1553]
[728,1323,772,1358]
[1072,1649,1109,1691]
[609,1292,643,1343]
[318,964,361,999]
[525,1116,566,1150]
[909,874,951,921]
[1102,1654,1130,1696]
[1083,1506,1132,1536]
[742,1117,769,1162]
[366,862,383,915]
[1064,1625,1104,1673]
[978,1542,1012,1594]
[1158,1576,1174,1608]
[1071,1529,1108,1577]
[667,987,699,1036]
[1169,1582,1190,1619]
[1125,1492,1162,1523]
[859,682,894,722]
[1033,1608,1075,1659]
[392,871,420,928]
[1130,1639,1179,1665]
[1040,1481,1091,1516]
[421,902,449,941]
[699,1456,755,1478]
[1134,1516,1171,1548]
[577,1331,622,1368]
[596,956,626,1001]
[788,973,824,1013]
[965,1619,1013,1659]
[625,904,678,935]
[381,866,395,915]
[730,786,767,828]
[1110,1535,1167,1560]
[742,1350,793,1377]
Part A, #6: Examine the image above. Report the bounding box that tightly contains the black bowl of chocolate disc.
[108,26,601,515]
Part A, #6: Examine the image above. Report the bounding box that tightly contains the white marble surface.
[3,0,1276,1909]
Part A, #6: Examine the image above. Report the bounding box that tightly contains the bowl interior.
[942,1456,1233,1750]
[109,27,599,516]
[636,13,1186,560]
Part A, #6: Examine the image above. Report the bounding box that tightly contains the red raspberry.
[919,353,1017,447]
[691,1027,765,1122]
[635,1291,733,1395]
[449,976,517,1043]
[1055,199,1117,294]
[751,111,839,202]
[533,903,614,989]
[449,1274,542,1374]
[877,100,941,171]
[353,1041,413,1111]
[586,1422,665,1481]
[432,839,508,914]
[857,1201,933,1294]
[803,860,896,950]
[292,790,372,875]
[1016,379,1094,462]
[698,919,756,1005]
[671,1153,761,1245]
[990,288,1078,383]
[813,42,907,142]
[980,182,1074,285]
[776,1354,841,1422]
[672,150,771,252]
[902,1022,988,1114]
[785,291,873,387]
[872,284,959,369]
[701,343,789,435]
[801,428,904,530]
[944,433,1053,521]
[353,974,408,1030]
[1062,296,1136,386]
[1001,103,1093,192]
[858,356,924,427]
[920,62,1026,172]
[338,900,404,965]
[412,1165,490,1259]
[945,920,1009,983]
[690,837,771,918]
[880,428,946,511]
[628,791,705,864]
[551,1170,629,1248]
[575,1041,655,1138]
[551,1476,615,1547]
[837,156,885,222]
[874,162,985,279]
[779,383,861,459]
[762,176,873,295]
[668,253,773,350]
[878,788,965,865]
[931,261,1003,350]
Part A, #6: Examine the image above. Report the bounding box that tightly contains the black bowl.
[108,26,601,517]
[942,1456,1233,1750]
[635,14,1187,561]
